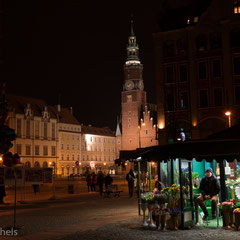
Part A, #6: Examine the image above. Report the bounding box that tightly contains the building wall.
[154,0,240,143]
[7,111,58,170]
[81,134,116,174]
[58,123,81,176]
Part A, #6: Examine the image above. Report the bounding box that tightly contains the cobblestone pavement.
[59,217,240,240]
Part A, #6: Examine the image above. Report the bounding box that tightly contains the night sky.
[3,0,179,130]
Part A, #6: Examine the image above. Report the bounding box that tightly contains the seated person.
[195,168,220,220]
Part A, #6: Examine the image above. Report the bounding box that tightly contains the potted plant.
[169,207,182,231]
[218,201,234,229]
[233,208,240,231]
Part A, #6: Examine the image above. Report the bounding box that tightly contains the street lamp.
[225,111,232,128]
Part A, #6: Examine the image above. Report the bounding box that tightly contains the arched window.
[34,161,40,167]
[25,161,31,168]
[43,162,48,168]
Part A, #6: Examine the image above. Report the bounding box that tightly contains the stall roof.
[115,138,240,164]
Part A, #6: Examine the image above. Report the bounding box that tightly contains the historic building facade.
[6,94,58,171]
[154,0,240,144]
[81,125,116,174]
[118,22,158,154]
[5,94,117,176]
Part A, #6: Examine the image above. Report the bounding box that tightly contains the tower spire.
[126,18,140,65]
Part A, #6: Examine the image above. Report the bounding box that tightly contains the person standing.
[126,169,135,198]
[91,172,97,192]
[0,185,6,204]
[86,173,91,192]
[97,171,104,196]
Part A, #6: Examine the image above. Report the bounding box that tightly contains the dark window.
[214,88,223,106]
[164,40,175,57]
[26,119,30,138]
[198,62,207,79]
[199,90,208,108]
[212,60,222,78]
[35,145,39,155]
[52,123,55,140]
[43,146,48,156]
[210,32,222,50]
[234,57,240,75]
[44,122,47,139]
[176,39,187,55]
[234,86,240,104]
[26,145,31,155]
[196,35,208,51]
[17,144,22,155]
[179,64,188,82]
[180,92,188,109]
[165,66,174,83]
[17,119,21,137]
[166,93,174,110]
[230,29,240,47]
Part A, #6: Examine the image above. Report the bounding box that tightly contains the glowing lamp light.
[151,162,155,166]
[79,162,82,165]
[225,111,231,116]
[49,162,52,166]
[177,138,181,141]
[103,162,106,166]
[0,157,2,161]
[125,162,128,166]
[142,123,146,126]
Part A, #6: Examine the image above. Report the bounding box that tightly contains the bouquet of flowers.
[218,201,234,211]
[140,193,149,204]
[170,207,183,217]
[154,190,167,204]
[233,208,240,214]
[163,184,180,201]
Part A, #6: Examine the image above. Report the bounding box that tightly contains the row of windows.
[16,144,56,156]
[60,154,114,162]
[61,144,80,150]
[163,27,240,58]
[81,145,115,152]
[88,137,115,144]
[165,87,240,110]
[59,126,80,132]
[17,119,56,140]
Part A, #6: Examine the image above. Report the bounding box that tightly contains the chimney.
[57,104,61,112]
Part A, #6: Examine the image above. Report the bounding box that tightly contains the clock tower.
[121,21,147,150]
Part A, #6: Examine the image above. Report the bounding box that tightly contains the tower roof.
[125,20,141,65]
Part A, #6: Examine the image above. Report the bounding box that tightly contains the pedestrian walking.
[0,185,6,204]
[97,171,105,196]
[86,173,91,192]
[104,173,113,190]
[126,169,135,198]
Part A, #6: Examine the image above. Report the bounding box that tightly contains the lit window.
[234,0,240,14]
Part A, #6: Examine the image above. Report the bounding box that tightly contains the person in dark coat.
[104,173,113,190]
[97,171,105,196]
[0,185,6,204]
[126,169,135,198]
[86,173,92,192]
[91,172,97,192]
[195,167,220,220]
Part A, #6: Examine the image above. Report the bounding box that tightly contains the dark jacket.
[126,171,135,184]
[199,175,220,198]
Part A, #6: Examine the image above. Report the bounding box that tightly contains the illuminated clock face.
[125,80,134,91]
[138,80,144,90]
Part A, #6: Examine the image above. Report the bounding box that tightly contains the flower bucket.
[234,212,240,231]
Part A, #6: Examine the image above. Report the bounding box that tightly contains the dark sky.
[3,0,165,130]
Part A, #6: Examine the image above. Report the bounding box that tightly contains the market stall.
[116,138,240,230]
